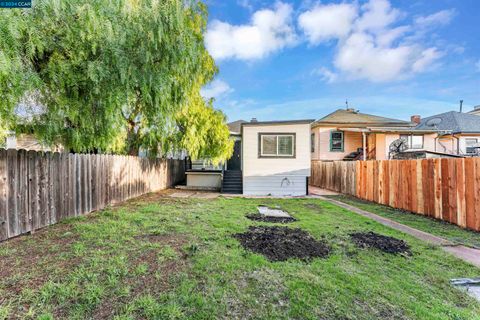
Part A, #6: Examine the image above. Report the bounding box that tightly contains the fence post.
[0,149,8,240]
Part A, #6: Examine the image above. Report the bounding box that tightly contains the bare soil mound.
[350,232,411,255]
[246,214,297,223]
[234,226,330,262]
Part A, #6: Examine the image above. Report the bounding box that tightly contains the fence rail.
[0,149,185,241]
[311,159,480,232]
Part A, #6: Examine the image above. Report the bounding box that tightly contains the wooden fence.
[311,159,480,232]
[0,149,185,241]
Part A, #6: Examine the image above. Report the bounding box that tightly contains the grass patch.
[0,193,478,319]
[328,194,480,248]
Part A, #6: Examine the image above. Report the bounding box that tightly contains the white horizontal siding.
[243,124,311,176]
[243,175,307,196]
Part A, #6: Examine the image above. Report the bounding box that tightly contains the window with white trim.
[400,134,424,149]
[466,138,478,154]
[259,134,295,157]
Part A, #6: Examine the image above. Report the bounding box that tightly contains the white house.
[240,119,313,196]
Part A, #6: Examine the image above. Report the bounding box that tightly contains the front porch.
[333,127,438,161]
[336,128,380,161]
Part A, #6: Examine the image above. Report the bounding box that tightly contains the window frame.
[400,134,424,149]
[465,138,478,154]
[330,131,344,152]
[258,133,296,158]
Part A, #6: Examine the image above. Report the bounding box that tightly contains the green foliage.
[0,0,232,160]
[0,123,7,148]
[174,96,234,164]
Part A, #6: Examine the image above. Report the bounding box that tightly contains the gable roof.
[227,120,247,134]
[415,111,480,134]
[312,109,412,128]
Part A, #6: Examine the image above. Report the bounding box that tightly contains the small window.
[259,133,295,157]
[330,131,344,152]
[400,134,424,149]
[311,133,315,153]
[466,138,478,154]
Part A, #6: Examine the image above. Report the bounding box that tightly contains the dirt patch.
[234,226,330,262]
[246,214,297,223]
[350,232,411,255]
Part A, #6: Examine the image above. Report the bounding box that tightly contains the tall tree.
[0,0,232,160]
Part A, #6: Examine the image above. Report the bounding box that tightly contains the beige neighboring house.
[310,108,438,161]
[5,133,63,152]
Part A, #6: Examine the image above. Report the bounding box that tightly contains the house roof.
[338,127,438,134]
[227,120,247,134]
[415,111,480,134]
[241,119,315,127]
[312,108,412,128]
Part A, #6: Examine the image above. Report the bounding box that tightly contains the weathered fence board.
[311,159,480,232]
[0,149,185,241]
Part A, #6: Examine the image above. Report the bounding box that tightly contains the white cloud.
[205,2,297,61]
[415,9,456,28]
[376,26,410,47]
[312,67,338,83]
[298,3,357,44]
[412,48,443,72]
[299,0,452,82]
[335,32,412,82]
[200,80,233,99]
[355,0,401,32]
[237,0,253,11]
[476,60,480,72]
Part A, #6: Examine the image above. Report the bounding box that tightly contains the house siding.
[435,135,480,155]
[243,176,306,196]
[311,127,363,160]
[242,123,310,196]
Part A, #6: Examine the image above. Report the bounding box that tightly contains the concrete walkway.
[309,187,480,268]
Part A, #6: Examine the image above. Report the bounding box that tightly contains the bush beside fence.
[311,159,480,232]
[0,149,185,241]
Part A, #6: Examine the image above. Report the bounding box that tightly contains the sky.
[200,0,480,123]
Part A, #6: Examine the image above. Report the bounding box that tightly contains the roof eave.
[311,122,414,129]
[242,119,315,127]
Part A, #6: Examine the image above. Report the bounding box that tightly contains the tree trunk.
[126,122,139,156]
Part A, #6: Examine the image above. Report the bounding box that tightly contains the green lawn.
[328,194,480,249]
[0,193,479,319]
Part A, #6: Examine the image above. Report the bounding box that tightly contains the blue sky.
[201,0,480,123]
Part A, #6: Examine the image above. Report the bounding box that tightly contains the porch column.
[362,132,367,161]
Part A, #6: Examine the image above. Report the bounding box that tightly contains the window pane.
[262,136,277,155]
[331,140,343,150]
[278,136,293,155]
[331,132,343,140]
[331,131,343,151]
[411,136,423,149]
[466,138,478,146]
[466,139,478,153]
